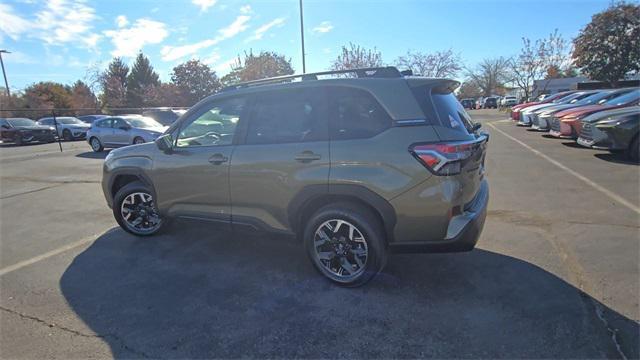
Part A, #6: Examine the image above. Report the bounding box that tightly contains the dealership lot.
[0,109,638,358]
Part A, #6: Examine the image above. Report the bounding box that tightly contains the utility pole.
[299,0,306,73]
[0,50,10,97]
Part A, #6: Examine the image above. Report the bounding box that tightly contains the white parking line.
[0,232,106,277]
[487,122,640,215]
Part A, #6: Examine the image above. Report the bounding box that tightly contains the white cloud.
[192,0,216,12]
[203,51,221,65]
[116,15,129,28]
[161,15,251,61]
[245,17,285,42]
[104,19,169,57]
[0,3,32,41]
[2,51,38,64]
[240,5,251,14]
[36,0,100,48]
[312,21,333,34]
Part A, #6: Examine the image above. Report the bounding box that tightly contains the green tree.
[221,50,294,86]
[572,2,640,85]
[127,53,160,107]
[171,59,222,105]
[331,43,383,71]
[100,57,129,109]
[70,80,98,114]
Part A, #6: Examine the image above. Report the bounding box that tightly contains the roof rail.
[221,66,403,92]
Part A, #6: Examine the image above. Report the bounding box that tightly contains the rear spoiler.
[405,78,460,94]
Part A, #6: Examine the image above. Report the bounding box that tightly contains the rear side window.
[96,119,112,128]
[40,119,53,126]
[246,88,327,145]
[431,93,474,134]
[328,87,391,140]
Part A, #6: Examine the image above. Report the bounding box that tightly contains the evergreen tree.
[100,57,129,109]
[127,53,160,107]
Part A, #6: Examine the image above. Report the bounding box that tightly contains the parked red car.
[510,92,576,120]
[549,89,640,138]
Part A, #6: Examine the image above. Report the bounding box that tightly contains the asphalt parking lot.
[0,109,638,359]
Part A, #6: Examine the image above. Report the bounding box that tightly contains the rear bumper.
[390,180,489,254]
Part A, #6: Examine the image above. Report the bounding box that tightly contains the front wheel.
[304,202,387,287]
[113,181,165,236]
[63,129,73,141]
[133,137,145,145]
[90,137,103,152]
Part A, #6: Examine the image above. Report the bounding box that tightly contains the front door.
[151,95,248,222]
[229,86,329,232]
[110,118,131,145]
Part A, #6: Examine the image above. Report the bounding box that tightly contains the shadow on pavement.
[594,152,639,166]
[76,150,110,159]
[60,224,639,359]
[561,141,591,149]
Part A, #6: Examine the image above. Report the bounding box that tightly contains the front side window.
[329,87,391,140]
[246,88,326,145]
[113,118,128,129]
[96,119,113,128]
[176,96,246,148]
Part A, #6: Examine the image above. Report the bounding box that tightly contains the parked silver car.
[37,116,91,140]
[87,115,168,152]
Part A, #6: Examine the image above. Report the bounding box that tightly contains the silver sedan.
[86,115,168,152]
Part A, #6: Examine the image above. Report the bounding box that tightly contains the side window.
[40,119,53,125]
[113,118,128,129]
[176,96,246,148]
[96,119,112,128]
[246,88,327,145]
[328,87,391,140]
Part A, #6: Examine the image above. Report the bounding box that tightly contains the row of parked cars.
[461,96,518,110]
[0,108,185,147]
[509,88,640,161]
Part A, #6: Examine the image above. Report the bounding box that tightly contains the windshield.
[127,117,163,129]
[7,118,37,127]
[604,90,640,106]
[575,91,614,105]
[57,117,84,125]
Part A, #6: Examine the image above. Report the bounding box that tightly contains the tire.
[133,137,145,145]
[303,202,387,287]
[14,135,23,146]
[626,136,639,163]
[63,129,73,141]
[89,137,103,152]
[113,181,165,236]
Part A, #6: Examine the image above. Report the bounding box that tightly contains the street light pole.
[299,0,306,73]
[0,50,10,97]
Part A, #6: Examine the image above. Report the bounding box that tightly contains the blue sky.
[0,0,612,92]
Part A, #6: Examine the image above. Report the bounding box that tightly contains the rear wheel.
[90,137,103,152]
[133,137,145,145]
[626,136,639,162]
[113,181,164,236]
[304,202,387,287]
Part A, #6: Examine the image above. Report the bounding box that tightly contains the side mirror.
[155,134,173,152]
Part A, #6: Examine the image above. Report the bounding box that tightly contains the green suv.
[101,67,489,286]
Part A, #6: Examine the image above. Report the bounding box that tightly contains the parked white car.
[501,96,518,107]
[87,115,168,152]
[37,116,91,141]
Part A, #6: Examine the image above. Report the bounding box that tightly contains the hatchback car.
[87,115,167,152]
[38,116,91,141]
[101,67,489,286]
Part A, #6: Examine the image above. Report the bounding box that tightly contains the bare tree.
[508,37,546,101]
[395,49,462,78]
[331,43,383,70]
[466,57,511,97]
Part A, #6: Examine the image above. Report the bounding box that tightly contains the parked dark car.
[0,118,57,145]
[101,67,489,286]
[483,97,497,109]
[460,98,475,110]
[142,109,185,126]
[592,111,639,162]
[78,114,109,124]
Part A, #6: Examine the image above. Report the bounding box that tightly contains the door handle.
[208,153,228,165]
[295,151,321,162]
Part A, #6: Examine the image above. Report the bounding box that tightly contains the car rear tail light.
[410,137,486,176]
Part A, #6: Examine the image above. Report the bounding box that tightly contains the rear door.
[229,86,329,232]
